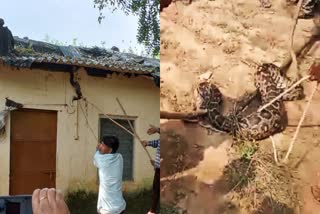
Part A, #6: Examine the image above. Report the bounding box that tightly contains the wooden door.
[10,109,57,195]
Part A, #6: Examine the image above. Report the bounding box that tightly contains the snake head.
[195,82,211,110]
[195,81,222,110]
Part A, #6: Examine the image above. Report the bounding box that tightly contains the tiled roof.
[1,55,157,73]
[0,37,160,86]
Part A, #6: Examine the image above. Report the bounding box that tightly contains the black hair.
[101,136,119,153]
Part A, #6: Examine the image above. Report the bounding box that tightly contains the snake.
[195,63,304,141]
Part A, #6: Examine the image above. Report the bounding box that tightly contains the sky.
[0,0,145,54]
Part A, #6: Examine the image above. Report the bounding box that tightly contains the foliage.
[15,43,36,55]
[93,0,160,57]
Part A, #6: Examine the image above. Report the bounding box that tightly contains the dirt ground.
[160,0,320,213]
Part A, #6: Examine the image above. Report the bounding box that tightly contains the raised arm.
[147,125,160,135]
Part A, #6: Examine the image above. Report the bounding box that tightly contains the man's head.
[0,18,4,27]
[98,136,120,154]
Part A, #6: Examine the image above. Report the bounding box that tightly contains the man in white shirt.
[94,136,126,214]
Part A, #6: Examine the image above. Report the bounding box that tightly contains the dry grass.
[224,142,301,213]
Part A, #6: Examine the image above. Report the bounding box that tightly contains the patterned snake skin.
[196,63,305,141]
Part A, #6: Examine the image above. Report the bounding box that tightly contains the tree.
[93,0,160,57]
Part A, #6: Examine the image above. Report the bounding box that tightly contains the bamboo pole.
[85,99,136,138]
[115,97,153,162]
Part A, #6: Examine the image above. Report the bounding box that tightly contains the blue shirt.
[148,139,160,169]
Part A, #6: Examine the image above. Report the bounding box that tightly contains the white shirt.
[93,151,126,214]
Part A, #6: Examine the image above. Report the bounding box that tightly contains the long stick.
[270,136,279,164]
[258,75,310,112]
[288,0,304,76]
[85,99,136,138]
[280,36,315,73]
[116,97,153,162]
[160,167,198,182]
[282,83,319,163]
[160,110,207,119]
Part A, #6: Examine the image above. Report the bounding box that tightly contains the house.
[0,22,160,196]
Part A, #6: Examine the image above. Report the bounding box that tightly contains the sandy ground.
[160,0,320,213]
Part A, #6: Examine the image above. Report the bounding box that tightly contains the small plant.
[239,143,257,160]
[15,43,35,55]
[234,139,258,160]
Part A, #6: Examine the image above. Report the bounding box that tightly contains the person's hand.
[32,188,70,214]
[147,125,159,135]
[96,143,102,151]
[142,140,148,147]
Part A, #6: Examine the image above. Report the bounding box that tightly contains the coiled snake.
[195,63,304,141]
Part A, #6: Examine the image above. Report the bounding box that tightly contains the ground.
[160,0,320,213]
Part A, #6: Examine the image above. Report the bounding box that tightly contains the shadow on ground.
[160,120,300,214]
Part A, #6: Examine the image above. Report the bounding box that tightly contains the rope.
[79,100,99,142]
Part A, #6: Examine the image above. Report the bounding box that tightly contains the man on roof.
[0,18,14,56]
